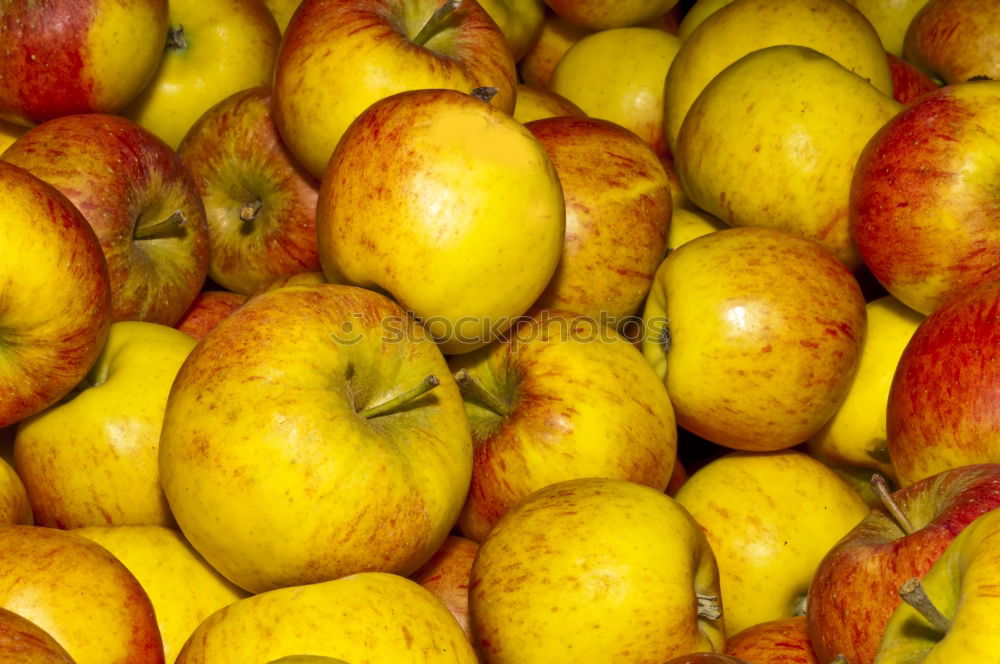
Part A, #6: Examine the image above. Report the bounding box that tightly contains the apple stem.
[167,25,188,50]
[696,593,721,620]
[240,197,263,223]
[454,368,510,417]
[899,577,952,634]
[411,0,462,47]
[134,209,186,241]
[870,474,915,535]
[359,375,440,419]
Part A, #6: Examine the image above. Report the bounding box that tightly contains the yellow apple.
[550,27,681,155]
[808,295,925,479]
[73,526,248,664]
[470,477,725,663]
[478,0,546,61]
[263,0,301,32]
[174,573,478,663]
[674,45,901,268]
[512,83,586,123]
[0,607,76,663]
[663,0,893,151]
[642,227,867,452]
[675,450,869,635]
[317,89,565,355]
[15,322,196,529]
[676,0,733,41]
[846,0,930,56]
[0,458,31,526]
[668,207,726,250]
[518,13,593,88]
[125,0,281,149]
[544,0,680,30]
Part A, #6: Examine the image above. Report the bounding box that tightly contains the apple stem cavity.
[166,25,188,50]
[240,197,263,224]
[871,474,915,535]
[899,577,952,634]
[134,209,187,241]
[696,593,722,620]
[411,0,462,47]
[454,368,510,417]
[359,375,440,419]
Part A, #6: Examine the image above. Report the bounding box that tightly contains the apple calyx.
[358,375,440,419]
[899,577,952,634]
[696,593,722,620]
[453,368,510,417]
[471,87,498,103]
[870,474,916,535]
[134,209,187,241]
[240,197,263,227]
[411,0,462,48]
[167,25,188,50]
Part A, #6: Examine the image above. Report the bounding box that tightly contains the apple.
[676,0,732,41]
[73,526,248,664]
[667,207,727,250]
[641,227,867,452]
[904,0,1000,85]
[316,88,564,355]
[874,506,1000,662]
[512,83,585,124]
[675,450,869,636]
[663,656,749,664]
[470,477,725,663]
[159,283,473,593]
[851,79,1000,316]
[409,535,478,637]
[175,291,248,340]
[526,116,670,321]
[14,321,196,529]
[724,616,820,664]
[0,607,76,663]
[887,51,940,106]
[2,113,210,326]
[518,13,593,88]
[448,309,677,542]
[0,525,163,664]
[263,0,302,32]
[543,0,679,30]
[0,119,24,153]
[663,0,893,152]
[674,44,901,268]
[807,295,924,481]
[124,0,281,149]
[807,464,1000,664]
[0,457,31,525]
[886,279,1000,487]
[549,27,681,156]
[174,573,478,663]
[0,0,167,126]
[272,0,517,179]
[178,86,321,296]
[0,161,112,429]
[478,0,546,61]
[845,0,932,57]
[251,271,328,297]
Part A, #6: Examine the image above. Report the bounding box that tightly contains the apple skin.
[175,291,248,340]
[178,86,321,296]
[316,88,564,355]
[807,463,1000,664]
[663,656,749,664]
[886,280,1000,486]
[159,283,473,593]
[0,526,164,664]
[845,0,930,57]
[2,113,210,326]
[0,0,167,126]
[874,507,1000,662]
[518,13,592,88]
[543,0,678,30]
[851,80,1000,316]
[273,0,517,179]
[0,607,76,664]
[904,0,1000,85]
[0,161,112,429]
[725,616,819,664]
[886,51,939,106]
[512,84,585,124]
[409,535,478,638]
[0,458,31,525]
[450,309,677,542]
[527,116,671,321]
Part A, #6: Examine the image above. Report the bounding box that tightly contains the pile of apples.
[1,0,999,662]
